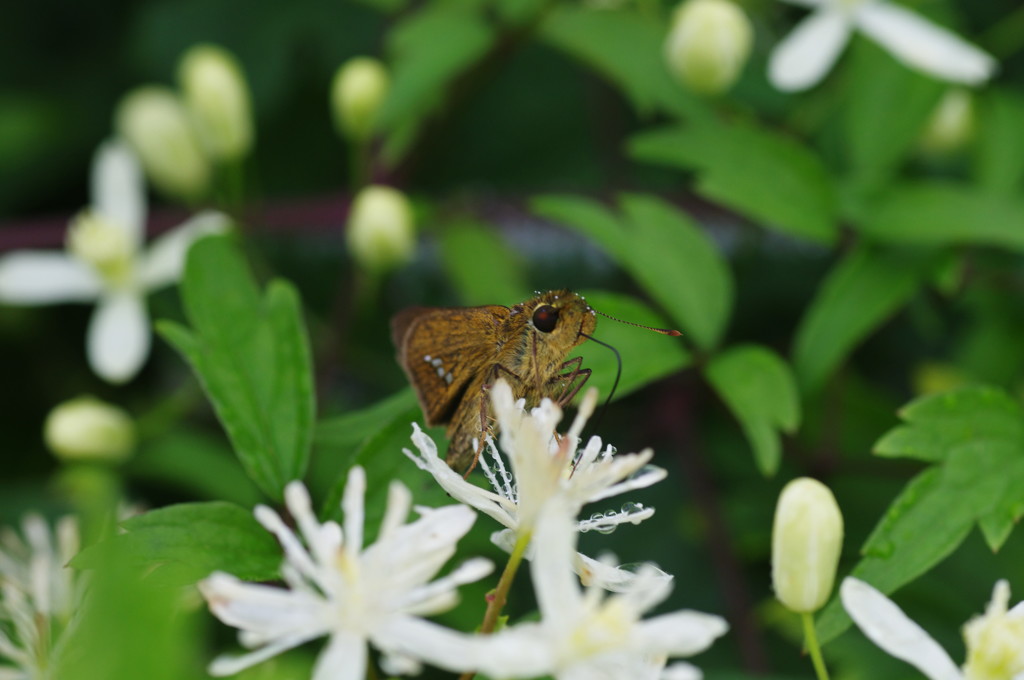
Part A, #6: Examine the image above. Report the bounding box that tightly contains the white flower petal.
[769,8,853,91]
[856,3,996,85]
[92,140,146,248]
[661,661,704,680]
[208,630,321,677]
[86,292,150,383]
[139,210,230,291]
[0,252,102,304]
[531,498,583,630]
[312,632,366,680]
[634,610,730,657]
[452,623,554,678]
[375,616,490,674]
[403,426,516,527]
[841,578,962,680]
[576,553,673,594]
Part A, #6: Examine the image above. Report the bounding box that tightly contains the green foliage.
[629,120,839,245]
[857,182,1024,251]
[574,290,692,399]
[705,344,800,476]
[75,502,281,586]
[818,386,1024,642]
[438,219,528,305]
[533,193,733,350]
[378,3,495,164]
[159,236,316,501]
[538,6,706,119]
[792,246,934,393]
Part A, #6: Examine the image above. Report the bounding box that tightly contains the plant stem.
[457,530,531,680]
[802,612,830,680]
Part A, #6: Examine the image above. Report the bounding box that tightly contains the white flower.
[0,140,229,383]
[462,498,729,680]
[768,0,996,92]
[0,514,80,679]
[199,468,493,679]
[404,379,669,591]
[841,577,1024,680]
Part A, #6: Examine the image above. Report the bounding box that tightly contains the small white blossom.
[768,0,996,92]
[199,468,493,680]
[841,577,1024,680]
[0,140,228,383]
[404,379,669,591]
[0,514,81,679]
[462,498,729,680]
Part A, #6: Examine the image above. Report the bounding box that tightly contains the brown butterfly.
[392,290,599,473]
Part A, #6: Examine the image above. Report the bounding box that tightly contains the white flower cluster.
[0,514,80,678]
[201,380,729,679]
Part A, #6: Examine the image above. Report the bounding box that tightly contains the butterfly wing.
[392,304,511,426]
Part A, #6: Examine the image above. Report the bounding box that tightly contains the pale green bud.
[772,477,843,613]
[331,57,390,142]
[66,210,135,288]
[919,88,975,155]
[346,185,415,272]
[664,0,753,96]
[178,44,254,161]
[44,396,135,463]
[115,86,211,201]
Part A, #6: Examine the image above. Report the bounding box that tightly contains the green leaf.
[127,429,263,507]
[817,386,1024,642]
[530,193,627,252]
[974,90,1024,196]
[74,501,281,586]
[792,246,931,393]
[533,193,733,350]
[538,6,709,119]
[629,121,838,245]
[377,4,495,164]
[320,405,454,542]
[159,236,316,501]
[842,40,945,194]
[438,220,528,305]
[574,290,692,399]
[857,181,1024,252]
[53,542,199,680]
[704,345,800,476]
[315,388,420,451]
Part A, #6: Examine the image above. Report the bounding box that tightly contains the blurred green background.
[4,0,1024,678]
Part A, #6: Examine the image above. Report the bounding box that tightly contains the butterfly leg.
[549,356,592,407]
[462,363,524,478]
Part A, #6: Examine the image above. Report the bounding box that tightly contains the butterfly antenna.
[594,309,681,336]
[579,332,621,434]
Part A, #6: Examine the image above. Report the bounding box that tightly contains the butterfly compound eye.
[532,305,559,333]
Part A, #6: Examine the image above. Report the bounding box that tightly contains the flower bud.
[44,396,135,463]
[664,0,752,96]
[178,44,254,162]
[66,210,135,287]
[331,57,390,142]
[772,477,843,613]
[919,89,975,155]
[115,86,211,201]
[346,186,415,272]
